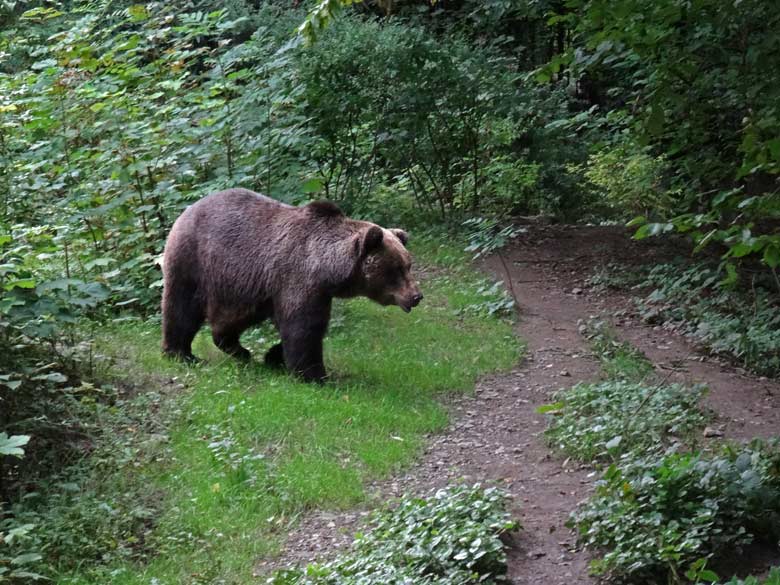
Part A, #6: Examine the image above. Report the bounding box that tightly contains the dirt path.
[502,225,780,444]
[257,225,780,582]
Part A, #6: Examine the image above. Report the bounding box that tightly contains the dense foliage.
[589,260,780,376]
[1,0,779,581]
[545,316,778,583]
[270,484,518,585]
[541,317,708,463]
[310,0,780,268]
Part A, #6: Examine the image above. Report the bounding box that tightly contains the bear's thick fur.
[161,188,422,382]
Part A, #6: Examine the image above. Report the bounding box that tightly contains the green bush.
[6,478,157,573]
[297,17,511,216]
[0,224,110,490]
[0,434,43,583]
[0,517,44,583]
[269,484,518,585]
[580,138,676,218]
[570,443,780,582]
[563,0,780,265]
[296,16,592,221]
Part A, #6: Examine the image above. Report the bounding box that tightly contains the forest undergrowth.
[1,0,779,582]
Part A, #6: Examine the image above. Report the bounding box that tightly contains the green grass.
[57,238,521,585]
[580,317,655,382]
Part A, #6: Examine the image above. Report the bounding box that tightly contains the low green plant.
[586,263,646,292]
[579,317,655,382]
[462,217,524,315]
[268,484,518,585]
[0,519,44,583]
[569,442,780,582]
[541,380,707,463]
[0,224,111,494]
[542,316,706,462]
[719,567,780,585]
[459,279,515,318]
[8,476,160,574]
[638,263,780,376]
[463,217,524,261]
[0,435,44,583]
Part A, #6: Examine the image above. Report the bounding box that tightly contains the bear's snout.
[399,289,423,313]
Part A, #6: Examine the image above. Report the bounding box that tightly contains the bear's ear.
[390,229,409,246]
[355,225,384,259]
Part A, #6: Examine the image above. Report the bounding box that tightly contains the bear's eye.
[385,266,404,283]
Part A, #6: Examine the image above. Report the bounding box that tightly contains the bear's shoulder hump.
[304,200,344,218]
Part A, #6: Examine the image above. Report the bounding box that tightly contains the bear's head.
[354,225,423,313]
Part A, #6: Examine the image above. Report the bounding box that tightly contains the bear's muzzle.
[400,291,424,313]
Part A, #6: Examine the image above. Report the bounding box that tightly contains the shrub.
[580,138,676,218]
[296,16,592,221]
[0,517,44,583]
[0,225,110,493]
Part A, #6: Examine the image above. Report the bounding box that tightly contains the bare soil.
[256,224,780,582]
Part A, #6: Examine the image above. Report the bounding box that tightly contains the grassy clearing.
[49,237,520,585]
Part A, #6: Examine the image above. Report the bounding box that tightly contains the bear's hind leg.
[162,287,204,362]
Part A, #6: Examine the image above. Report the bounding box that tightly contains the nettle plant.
[270,484,518,585]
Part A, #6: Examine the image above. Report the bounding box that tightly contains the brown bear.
[161,188,422,382]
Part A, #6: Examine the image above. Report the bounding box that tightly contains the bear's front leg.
[212,328,252,361]
[264,342,284,369]
[279,318,328,384]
